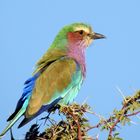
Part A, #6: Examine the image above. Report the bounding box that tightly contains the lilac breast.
[67,42,86,77]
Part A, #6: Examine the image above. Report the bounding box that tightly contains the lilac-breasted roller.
[0,23,105,137]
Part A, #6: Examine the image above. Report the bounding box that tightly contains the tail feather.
[0,74,39,138]
[0,108,25,138]
[7,99,25,122]
[18,117,32,128]
[0,97,30,138]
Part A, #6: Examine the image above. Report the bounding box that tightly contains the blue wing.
[7,72,40,122]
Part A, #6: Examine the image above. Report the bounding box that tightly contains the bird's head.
[51,23,105,49]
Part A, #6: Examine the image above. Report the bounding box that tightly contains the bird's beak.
[89,32,106,40]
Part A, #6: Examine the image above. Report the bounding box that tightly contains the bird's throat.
[67,42,86,77]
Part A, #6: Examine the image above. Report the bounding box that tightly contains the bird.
[0,23,105,138]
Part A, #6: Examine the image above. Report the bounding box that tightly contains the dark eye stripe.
[79,30,84,34]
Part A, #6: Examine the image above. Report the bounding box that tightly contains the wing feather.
[26,57,77,117]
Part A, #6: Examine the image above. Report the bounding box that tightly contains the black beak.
[89,32,106,40]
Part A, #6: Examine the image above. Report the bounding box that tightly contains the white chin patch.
[85,37,93,46]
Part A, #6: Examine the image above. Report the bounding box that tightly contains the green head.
[50,23,105,50]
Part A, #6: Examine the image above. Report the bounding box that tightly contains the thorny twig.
[25,90,140,140]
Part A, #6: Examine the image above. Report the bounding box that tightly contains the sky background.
[0,0,140,139]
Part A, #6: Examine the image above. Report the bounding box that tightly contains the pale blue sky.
[0,0,140,139]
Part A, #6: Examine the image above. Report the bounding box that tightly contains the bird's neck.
[67,42,86,77]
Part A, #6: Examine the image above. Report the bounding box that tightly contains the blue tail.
[0,73,40,138]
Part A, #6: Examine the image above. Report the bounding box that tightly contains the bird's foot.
[40,115,50,121]
[48,104,61,112]
[40,112,51,125]
[40,104,60,125]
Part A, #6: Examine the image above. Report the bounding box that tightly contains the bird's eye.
[79,30,84,35]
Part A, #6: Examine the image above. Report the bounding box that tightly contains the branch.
[23,90,140,140]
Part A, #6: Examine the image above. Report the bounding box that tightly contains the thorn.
[86,110,112,128]
[95,133,99,140]
[86,110,101,119]
[130,120,137,125]
[136,115,140,121]
[82,96,89,105]
[83,112,89,120]
[116,86,127,103]
[48,118,56,126]
[91,133,99,140]
[101,116,112,128]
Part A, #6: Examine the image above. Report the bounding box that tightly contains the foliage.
[24,90,140,140]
